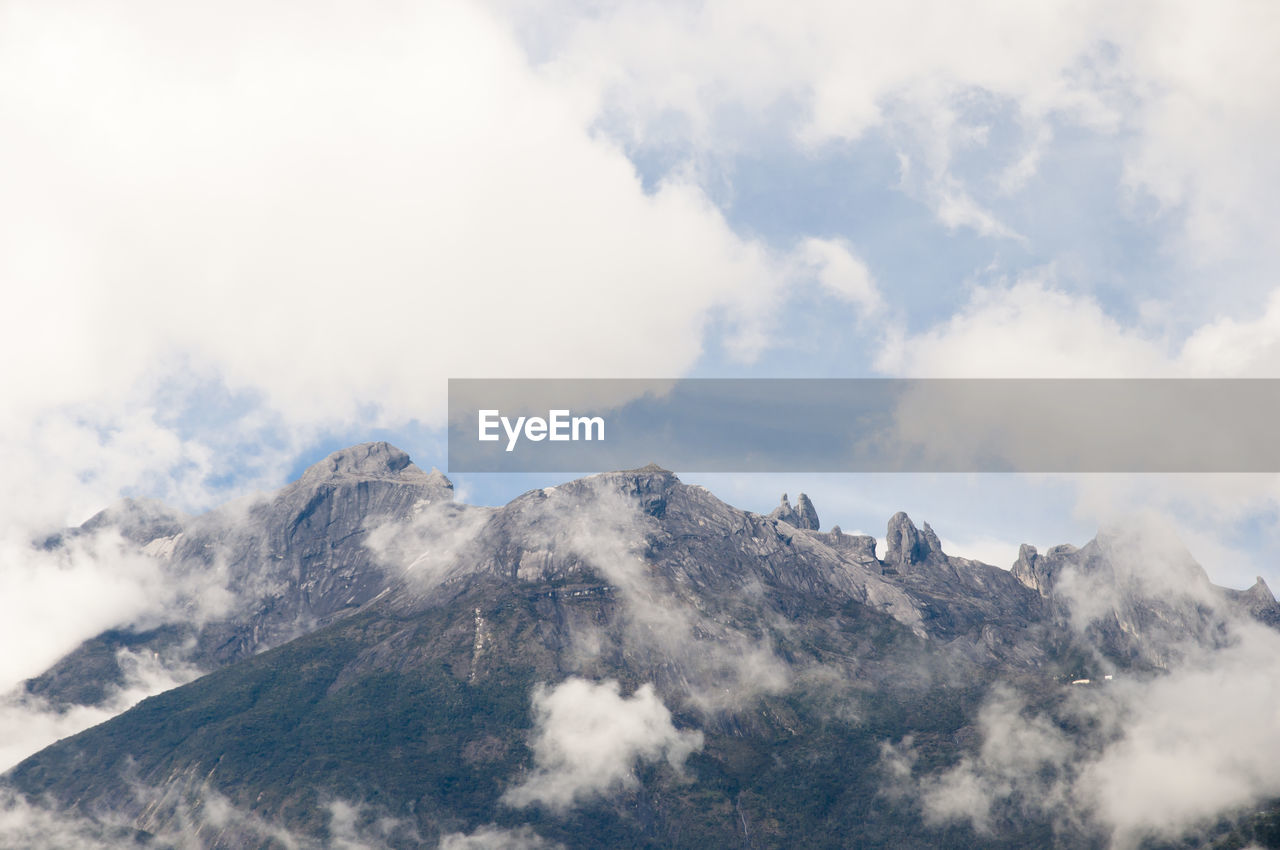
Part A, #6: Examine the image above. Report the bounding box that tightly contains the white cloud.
[875,277,1173,379]
[0,647,202,772]
[0,0,823,428]
[0,789,125,850]
[1077,623,1280,847]
[919,686,1073,834]
[868,275,1280,590]
[0,529,229,694]
[914,622,1280,848]
[0,785,423,849]
[439,825,563,849]
[0,0,899,550]
[792,237,881,315]
[501,677,703,813]
[364,500,493,589]
[516,0,1280,270]
[1180,289,1280,376]
[898,530,1280,848]
[0,0,885,746]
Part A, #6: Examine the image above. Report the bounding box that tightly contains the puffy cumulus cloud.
[502,677,703,813]
[0,0,901,545]
[1053,512,1224,635]
[0,790,131,850]
[0,0,871,449]
[1181,288,1280,377]
[918,686,1074,834]
[875,277,1174,379]
[877,274,1280,384]
[907,625,1280,848]
[1074,625,1280,847]
[0,522,238,773]
[514,0,1119,145]
[0,0,878,762]
[438,824,564,849]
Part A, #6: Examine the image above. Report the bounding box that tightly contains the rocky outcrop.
[883,511,937,569]
[824,525,878,561]
[769,492,820,530]
[1226,575,1280,626]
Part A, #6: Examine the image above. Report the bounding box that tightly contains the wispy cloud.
[889,524,1280,848]
[0,647,202,772]
[513,481,792,713]
[0,786,424,850]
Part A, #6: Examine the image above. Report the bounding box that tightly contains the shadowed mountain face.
[7,446,1280,849]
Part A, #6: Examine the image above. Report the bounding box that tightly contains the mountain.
[5,446,1280,848]
[24,442,455,709]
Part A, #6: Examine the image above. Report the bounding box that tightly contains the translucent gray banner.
[447,379,1280,473]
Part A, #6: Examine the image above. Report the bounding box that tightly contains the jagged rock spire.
[769,492,820,530]
[1245,576,1276,604]
[1011,544,1046,595]
[298,442,453,496]
[884,512,940,566]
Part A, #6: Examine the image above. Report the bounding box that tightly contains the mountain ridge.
[8,444,1280,848]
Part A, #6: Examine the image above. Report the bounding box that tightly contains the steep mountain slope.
[24,442,455,709]
[7,448,1280,848]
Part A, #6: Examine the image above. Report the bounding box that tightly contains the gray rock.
[824,526,878,561]
[767,492,821,530]
[884,512,933,568]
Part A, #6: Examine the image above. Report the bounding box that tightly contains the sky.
[4,0,1280,595]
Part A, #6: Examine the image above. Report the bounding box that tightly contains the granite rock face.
[884,511,934,569]
[768,492,820,530]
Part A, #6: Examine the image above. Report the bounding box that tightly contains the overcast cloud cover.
[4,0,1280,840]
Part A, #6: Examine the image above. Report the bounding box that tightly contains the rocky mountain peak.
[1245,576,1275,602]
[1011,544,1042,592]
[769,492,820,530]
[921,521,943,553]
[884,512,938,566]
[582,464,680,516]
[1238,576,1280,621]
[599,463,679,490]
[298,442,449,492]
